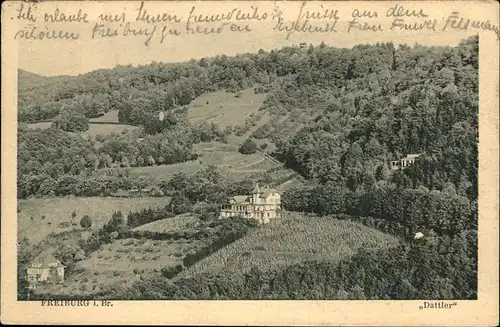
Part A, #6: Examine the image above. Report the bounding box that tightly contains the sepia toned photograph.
[2,0,498,325]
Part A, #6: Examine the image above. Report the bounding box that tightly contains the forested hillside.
[19,36,478,198]
[18,36,478,300]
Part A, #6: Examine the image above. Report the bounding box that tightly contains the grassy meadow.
[132,213,201,233]
[176,214,401,279]
[186,88,267,127]
[18,197,169,243]
[89,110,120,123]
[27,122,139,138]
[79,124,139,139]
[26,122,53,130]
[128,141,281,184]
[35,235,206,297]
[26,110,139,139]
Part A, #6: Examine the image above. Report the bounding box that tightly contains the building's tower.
[252,182,262,205]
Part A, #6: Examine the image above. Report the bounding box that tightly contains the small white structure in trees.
[390,153,421,170]
[414,232,425,240]
[158,111,165,122]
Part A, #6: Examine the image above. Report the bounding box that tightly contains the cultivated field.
[128,141,281,184]
[132,213,201,233]
[18,197,169,242]
[77,237,195,272]
[27,122,138,137]
[26,122,52,130]
[38,236,204,297]
[80,123,139,138]
[187,88,267,127]
[89,110,119,123]
[176,214,401,278]
[26,110,139,138]
[35,238,183,297]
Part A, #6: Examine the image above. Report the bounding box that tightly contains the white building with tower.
[219,183,281,224]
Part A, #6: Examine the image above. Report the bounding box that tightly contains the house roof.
[226,184,280,204]
[230,195,251,204]
[31,251,65,269]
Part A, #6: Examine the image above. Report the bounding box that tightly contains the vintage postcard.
[1,0,499,325]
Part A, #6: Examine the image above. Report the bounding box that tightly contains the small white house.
[26,251,65,283]
[390,154,421,170]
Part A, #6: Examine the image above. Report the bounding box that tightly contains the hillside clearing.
[36,235,206,297]
[89,110,119,123]
[76,237,195,273]
[26,122,52,130]
[132,213,201,233]
[26,121,139,139]
[128,141,281,184]
[176,214,401,279]
[187,88,267,128]
[18,197,169,243]
[79,123,139,138]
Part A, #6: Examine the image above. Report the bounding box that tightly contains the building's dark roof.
[227,184,279,204]
[403,154,421,159]
[230,195,250,204]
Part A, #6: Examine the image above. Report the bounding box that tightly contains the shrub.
[199,211,217,221]
[234,126,247,136]
[223,125,233,136]
[53,109,89,132]
[161,264,183,279]
[238,138,258,155]
[80,215,92,229]
[123,239,135,246]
